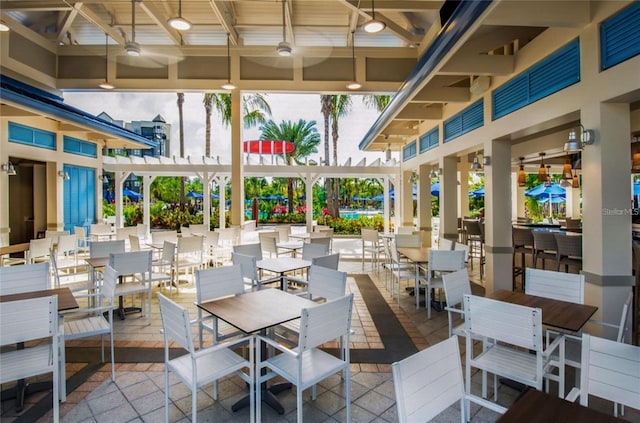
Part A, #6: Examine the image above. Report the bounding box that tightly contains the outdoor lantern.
[564,124,595,152]
[562,154,573,180]
[517,157,526,187]
[363,0,386,33]
[537,152,547,182]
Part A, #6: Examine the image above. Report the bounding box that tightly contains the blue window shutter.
[403,140,417,161]
[601,2,640,70]
[444,100,484,142]
[63,165,96,232]
[8,122,56,150]
[419,127,439,153]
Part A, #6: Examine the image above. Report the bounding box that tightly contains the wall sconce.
[482,156,491,166]
[517,157,526,187]
[537,152,547,182]
[428,167,441,179]
[58,170,70,180]
[2,161,16,176]
[471,152,482,171]
[408,171,419,184]
[100,173,109,183]
[564,124,595,152]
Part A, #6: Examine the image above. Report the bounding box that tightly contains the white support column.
[440,156,458,241]
[484,139,513,293]
[512,173,526,221]
[114,171,131,228]
[401,170,414,227]
[383,177,391,234]
[216,176,229,229]
[458,159,470,219]
[142,175,154,236]
[230,89,243,227]
[304,174,319,232]
[417,164,432,246]
[202,172,215,230]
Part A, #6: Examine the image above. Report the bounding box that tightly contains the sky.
[63,92,389,164]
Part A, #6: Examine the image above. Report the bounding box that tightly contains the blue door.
[63,164,96,233]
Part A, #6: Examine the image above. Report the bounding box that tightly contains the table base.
[1,380,53,412]
[231,382,292,414]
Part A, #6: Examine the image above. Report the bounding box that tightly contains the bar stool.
[531,230,558,270]
[512,227,534,291]
[463,219,484,278]
[554,233,582,272]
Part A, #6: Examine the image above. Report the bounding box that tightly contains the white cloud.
[63,92,391,164]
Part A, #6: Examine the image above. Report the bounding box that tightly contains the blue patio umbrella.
[537,196,566,204]
[371,194,384,202]
[351,196,372,201]
[123,188,141,200]
[525,183,566,197]
[186,191,203,199]
[211,193,220,200]
[633,182,640,196]
[469,187,485,198]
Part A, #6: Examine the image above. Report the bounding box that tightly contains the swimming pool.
[340,210,383,220]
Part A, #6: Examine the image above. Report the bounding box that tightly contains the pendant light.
[125,0,142,56]
[471,152,482,171]
[220,33,236,90]
[517,157,526,187]
[572,169,580,188]
[167,0,192,31]
[561,154,573,180]
[537,152,547,182]
[99,33,115,90]
[363,0,386,33]
[544,165,552,187]
[346,31,361,90]
[276,0,292,56]
[0,20,9,32]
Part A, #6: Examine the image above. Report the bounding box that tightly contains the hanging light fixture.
[346,31,362,90]
[572,169,580,188]
[125,0,142,56]
[544,165,552,187]
[471,152,482,171]
[0,20,10,32]
[99,33,115,90]
[220,33,236,90]
[363,0,386,33]
[517,157,526,187]
[167,0,192,31]
[561,154,573,180]
[537,152,547,182]
[276,0,292,56]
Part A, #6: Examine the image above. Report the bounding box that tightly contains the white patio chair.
[45,230,70,245]
[361,227,383,269]
[174,236,204,284]
[257,294,354,422]
[395,233,421,249]
[0,262,50,294]
[454,241,470,263]
[0,295,60,423]
[442,268,472,338]
[275,225,291,242]
[300,242,329,260]
[463,294,565,402]
[59,264,117,401]
[312,252,340,270]
[158,293,255,423]
[233,242,263,260]
[50,249,92,294]
[202,230,221,267]
[90,223,113,241]
[386,242,416,305]
[392,336,506,423]
[149,241,176,296]
[115,226,138,245]
[418,249,466,317]
[565,334,640,418]
[259,231,291,258]
[231,252,279,290]
[109,250,153,324]
[180,225,192,237]
[151,230,178,246]
[73,226,90,258]
[52,234,79,271]
[89,239,125,258]
[438,237,454,250]
[28,237,52,264]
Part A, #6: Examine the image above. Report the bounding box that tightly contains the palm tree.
[362,94,391,112]
[259,119,321,212]
[329,95,352,216]
[320,95,333,215]
[203,93,272,141]
[177,92,186,208]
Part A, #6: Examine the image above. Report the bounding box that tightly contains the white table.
[256,257,311,291]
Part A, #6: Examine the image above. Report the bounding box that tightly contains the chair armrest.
[586,319,619,330]
[444,306,464,315]
[257,334,298,358]
[542,332,564,357]
[565,387,580,402]
[192,334,253,357]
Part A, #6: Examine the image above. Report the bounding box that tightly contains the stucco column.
[47,162,61,231]
[142,175,153,236]
[230,89,243,227]
[0,137,8,239]
[440,156,458,241]
[484,139,513,293]
[417,164,432,247]
[401,170,414,227]
[511,173,526,221]
[383,176,392,234]
[582,102,633,337]
[458,159,470,219]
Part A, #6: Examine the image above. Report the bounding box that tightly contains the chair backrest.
[301,242,329,260]
[463,294,542,351]
[204,230,220,249]
[617,291,633,343]
[136,223,148,239]
[195,265,245,303]
[151,230,178,245]
[129,235,141,251]
[395,234,420,248]
[189,224,208,236]
[298,294,353,352]
[158,293,194,354]
[307,265,347,301]
[231,252,259,283]
[259,232,279,255]
[74,226,87,243]
[45,230,70,244]
[177,235,203,255]
[161,241,176,264]
[512,227,534,247]
[233,242,262,260]
[312,253,340,270]
[0,295,57,347]
[392,336,465,423]
[109,250,152,277]
[554,233,583,258]
[90,223,112,236]
[309,236,331,248]
[532,230,557,251]
[438,238,454,250]
[428,250,466,273]
[275,225,291,242]
[361,228,379,244]
[578,334,640,411]
[442,269,472,311]
[453,242,470,262]
[90,239,125,258]
[101,265,118,306]
[564,218,581,230]
[56,234,77,256]
[180,226,192,237]
[0,262,50,294]
[525,268,584,304]
[116,226,137,241]
[463,219,483,238]
[395,226,415,235]
[29,237,52,262]
[217,227,240,246]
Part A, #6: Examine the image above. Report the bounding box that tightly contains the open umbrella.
[469,187,485,198]
[123,188,141,200]
[186,191,203,199]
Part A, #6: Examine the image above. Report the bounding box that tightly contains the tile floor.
[1,235,638,422]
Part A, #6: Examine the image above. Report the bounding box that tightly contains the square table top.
[276,241,304,251]
[497,389,624,423]
[397,247,431,263]
[0,287,79,311]
[488,290,598,333]
[256,257,311,274]
[85,257,109,268]
[197,288,315,334]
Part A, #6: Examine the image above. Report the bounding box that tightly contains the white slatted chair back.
[0,295,59,421]
[189,224,208,236]
[307,265,347,301]
[129,235,141,251]
[109,250,152,277]
[396,226,415,235]
[90,223,113,237]
[361,228,380,244]
[196,265,246,302]
[312,253,340,270]
[259,232,279,257]
[158,293,194,353]
[217,227,240,246]
[438,238,454,250]
[177,235,204,256]
[233,243,263,260]
[74,226,89,248]
[395,233,421,248]
[160,241,176,265]
[525,268,584,304]
[180,226,192,237]
[205,230,220,248]
[429,250,466,274]
[442,269,472,337]
[577,334,640,412]
[464,294,542,351]
[298,294,353,352]
[393,336,466,423]
[151,230,178,246]
[46,230,70,245]
[0,262,50,294]
[29,237,52,263]
[275,225,291,242]
[56,234,77,256]
[454,242,470,262]
[136,223,148,239]
[301,242,329,260]
[116,226,137,241]
[231,252,259,288]
[309,236,332,250]
[90,240,125,258]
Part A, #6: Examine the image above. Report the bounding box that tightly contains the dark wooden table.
[488,290,598,333]
[397,247,430,264]
[0,286,79,311]
[198,288,315,414]
[0,242,30,256]
[497,389,625,423]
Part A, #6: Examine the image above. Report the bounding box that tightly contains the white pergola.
[102,155,401,234]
